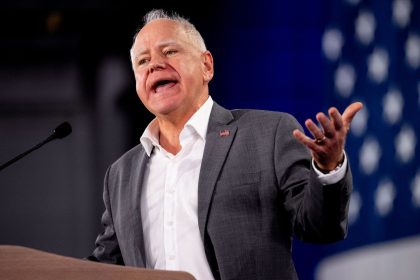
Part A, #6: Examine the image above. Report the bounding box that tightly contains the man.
[87,9,363,280]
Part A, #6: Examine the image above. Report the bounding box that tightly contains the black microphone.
[0,121,72,172]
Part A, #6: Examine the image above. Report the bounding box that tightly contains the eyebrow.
[133,40,181,59]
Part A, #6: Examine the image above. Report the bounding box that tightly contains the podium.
[0,245,196,280]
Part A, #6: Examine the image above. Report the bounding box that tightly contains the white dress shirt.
[140,97,215,280]
[139,96,347,280]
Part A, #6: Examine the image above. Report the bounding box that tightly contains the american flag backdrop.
[315,0,420,279]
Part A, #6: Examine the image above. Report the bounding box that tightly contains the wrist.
[315,153,345,174]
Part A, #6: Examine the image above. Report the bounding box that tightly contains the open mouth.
[152,79,178,93]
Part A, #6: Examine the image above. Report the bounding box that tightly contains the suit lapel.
[128,147,150,267]
[198,103,237,240]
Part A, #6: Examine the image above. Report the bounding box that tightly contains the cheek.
[179,61,202,85]
[134,72,147,98]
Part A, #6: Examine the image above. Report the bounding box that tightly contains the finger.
[293,129,322,151]
[342,102,363,127]
[329,107,343,130]
[305,119,324,140]
[316,112,335,138]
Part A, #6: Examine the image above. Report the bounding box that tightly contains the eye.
[137,58,149,66]
[164,49,178,56]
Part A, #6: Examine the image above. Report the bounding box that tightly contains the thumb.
[342,102,363,128]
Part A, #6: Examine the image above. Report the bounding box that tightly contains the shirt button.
[167,221,173,226]
[167,188,175,194]
[168,255,175,260]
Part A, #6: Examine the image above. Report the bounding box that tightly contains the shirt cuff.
[312,152,348,186]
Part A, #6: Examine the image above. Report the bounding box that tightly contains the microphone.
[0,121,72,172]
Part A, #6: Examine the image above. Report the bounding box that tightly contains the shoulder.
[230,108,301,129]
[211,102,302,133]
[108,143,146,174]
[231,108,295,121]
[114,143,145,164]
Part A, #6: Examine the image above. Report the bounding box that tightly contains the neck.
[157,95,208,155]
[157,120,183,155]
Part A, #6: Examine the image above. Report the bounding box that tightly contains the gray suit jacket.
[88,102,352,280]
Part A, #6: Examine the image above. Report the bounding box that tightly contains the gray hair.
[130,9,207,61]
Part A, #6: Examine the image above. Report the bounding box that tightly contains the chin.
[152,103,181,116]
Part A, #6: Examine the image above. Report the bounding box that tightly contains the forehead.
[134,19,188,50]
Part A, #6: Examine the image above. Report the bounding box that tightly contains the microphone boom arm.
[0,122,72,172]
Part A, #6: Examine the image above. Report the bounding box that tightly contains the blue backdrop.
[210,0,419,279]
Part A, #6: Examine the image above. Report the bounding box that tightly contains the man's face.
[131,19,213,119]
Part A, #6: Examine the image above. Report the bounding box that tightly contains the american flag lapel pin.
[219,129,230,137]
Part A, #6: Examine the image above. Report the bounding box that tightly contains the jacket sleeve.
[86,166,125,265]
[274,113,352,243]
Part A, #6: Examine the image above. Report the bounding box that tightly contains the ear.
[201,50,214,83]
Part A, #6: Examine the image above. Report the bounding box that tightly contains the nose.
[148,58,165,73]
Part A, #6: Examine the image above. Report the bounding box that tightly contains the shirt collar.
[184,96,213,141]
[140,96,214,157]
